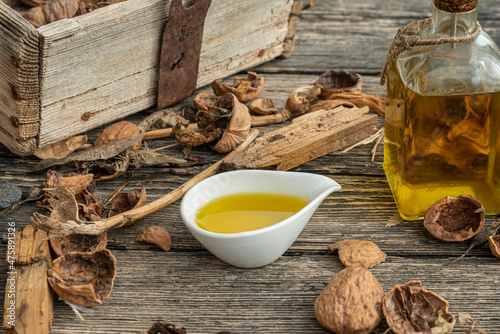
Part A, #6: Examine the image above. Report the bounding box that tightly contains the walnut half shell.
[488,235,500,259]
[47,249,117,307]
[424,195,485,242]
[383,280,455,334]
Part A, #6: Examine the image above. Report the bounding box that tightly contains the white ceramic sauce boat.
[180,170,341,268]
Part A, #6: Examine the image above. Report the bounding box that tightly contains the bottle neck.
[431,4,478,37]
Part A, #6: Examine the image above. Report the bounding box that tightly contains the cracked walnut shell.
[136,226,172,252]
[328,239,387,269]
[314,267,384,334]
[488,235,500,259]
[47,249,117,307]
[383,280,455,334]
[212,72,264,102]
[424,195,485,242]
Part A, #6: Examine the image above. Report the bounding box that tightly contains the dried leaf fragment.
[488,234,500,259]
[314,267,384,334]
[95,121,142,150]
[47,249,117,307]
[249,98,278,115]
[136,226,172,252]
[328,239,387,268]
[212,72,264,102]
[34,135,89,160]
[286,84,322,116]
[424,195,485,242]
[315,69,363,98]
[108,186,147,226]
[382,280,455,334]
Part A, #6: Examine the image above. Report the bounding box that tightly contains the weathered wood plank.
[0,1,39,155]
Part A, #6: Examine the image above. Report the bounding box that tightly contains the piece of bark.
[3,224,53,334]
[221,106,378,171]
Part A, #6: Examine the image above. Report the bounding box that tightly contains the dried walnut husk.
[249,98,278,115]
[307,99,356,113]
[315,267,384,334]
[424,195,485,242]
[488,235,500,259]
[383,280,455,334]
[95,121,142,150]
[286,84,322,116]
[328,239,387,269]
[212,94,252,153]
[212,72,264,102]
[136,226,172,252]
[47,249,117,307]
[21,0,51,7]
[193,92,221,112]
[108,186,147,226]
[315,69,363,99]
[50,233,107,257]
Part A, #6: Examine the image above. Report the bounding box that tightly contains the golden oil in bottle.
[384,0,500,219]
[385,69,500,219]
[195,193,309,234]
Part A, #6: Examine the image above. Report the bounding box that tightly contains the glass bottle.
[384,0,500,220]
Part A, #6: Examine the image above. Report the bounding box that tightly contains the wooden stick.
[32,129,260,236]
[3,225,53,334]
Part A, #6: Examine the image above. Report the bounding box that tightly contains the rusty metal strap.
[157,0,212,109]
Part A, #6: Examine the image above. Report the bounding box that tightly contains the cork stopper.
[433,0,478,12]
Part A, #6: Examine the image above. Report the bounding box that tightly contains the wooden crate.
[0,0,300,156]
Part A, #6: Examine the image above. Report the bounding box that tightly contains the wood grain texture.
[1,0,500,332]
[0,1,40,155]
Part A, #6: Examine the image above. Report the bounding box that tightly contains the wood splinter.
[3,224,53,334]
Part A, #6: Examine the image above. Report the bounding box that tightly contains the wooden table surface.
[2,0,500,333]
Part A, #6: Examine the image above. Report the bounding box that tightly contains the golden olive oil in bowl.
[195,193,309,234]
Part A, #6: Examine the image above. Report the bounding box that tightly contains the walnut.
[212,72,264,102]
[249,98,278,115]
[423,195,485,242]
[94,121,142,150]
[47,249,117,307]
[488,235,500,259]
[286,84,322,116]
[314,267,384,334]
[328,239,387,269]
[383,280,455,334]
[136,226,172,252]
